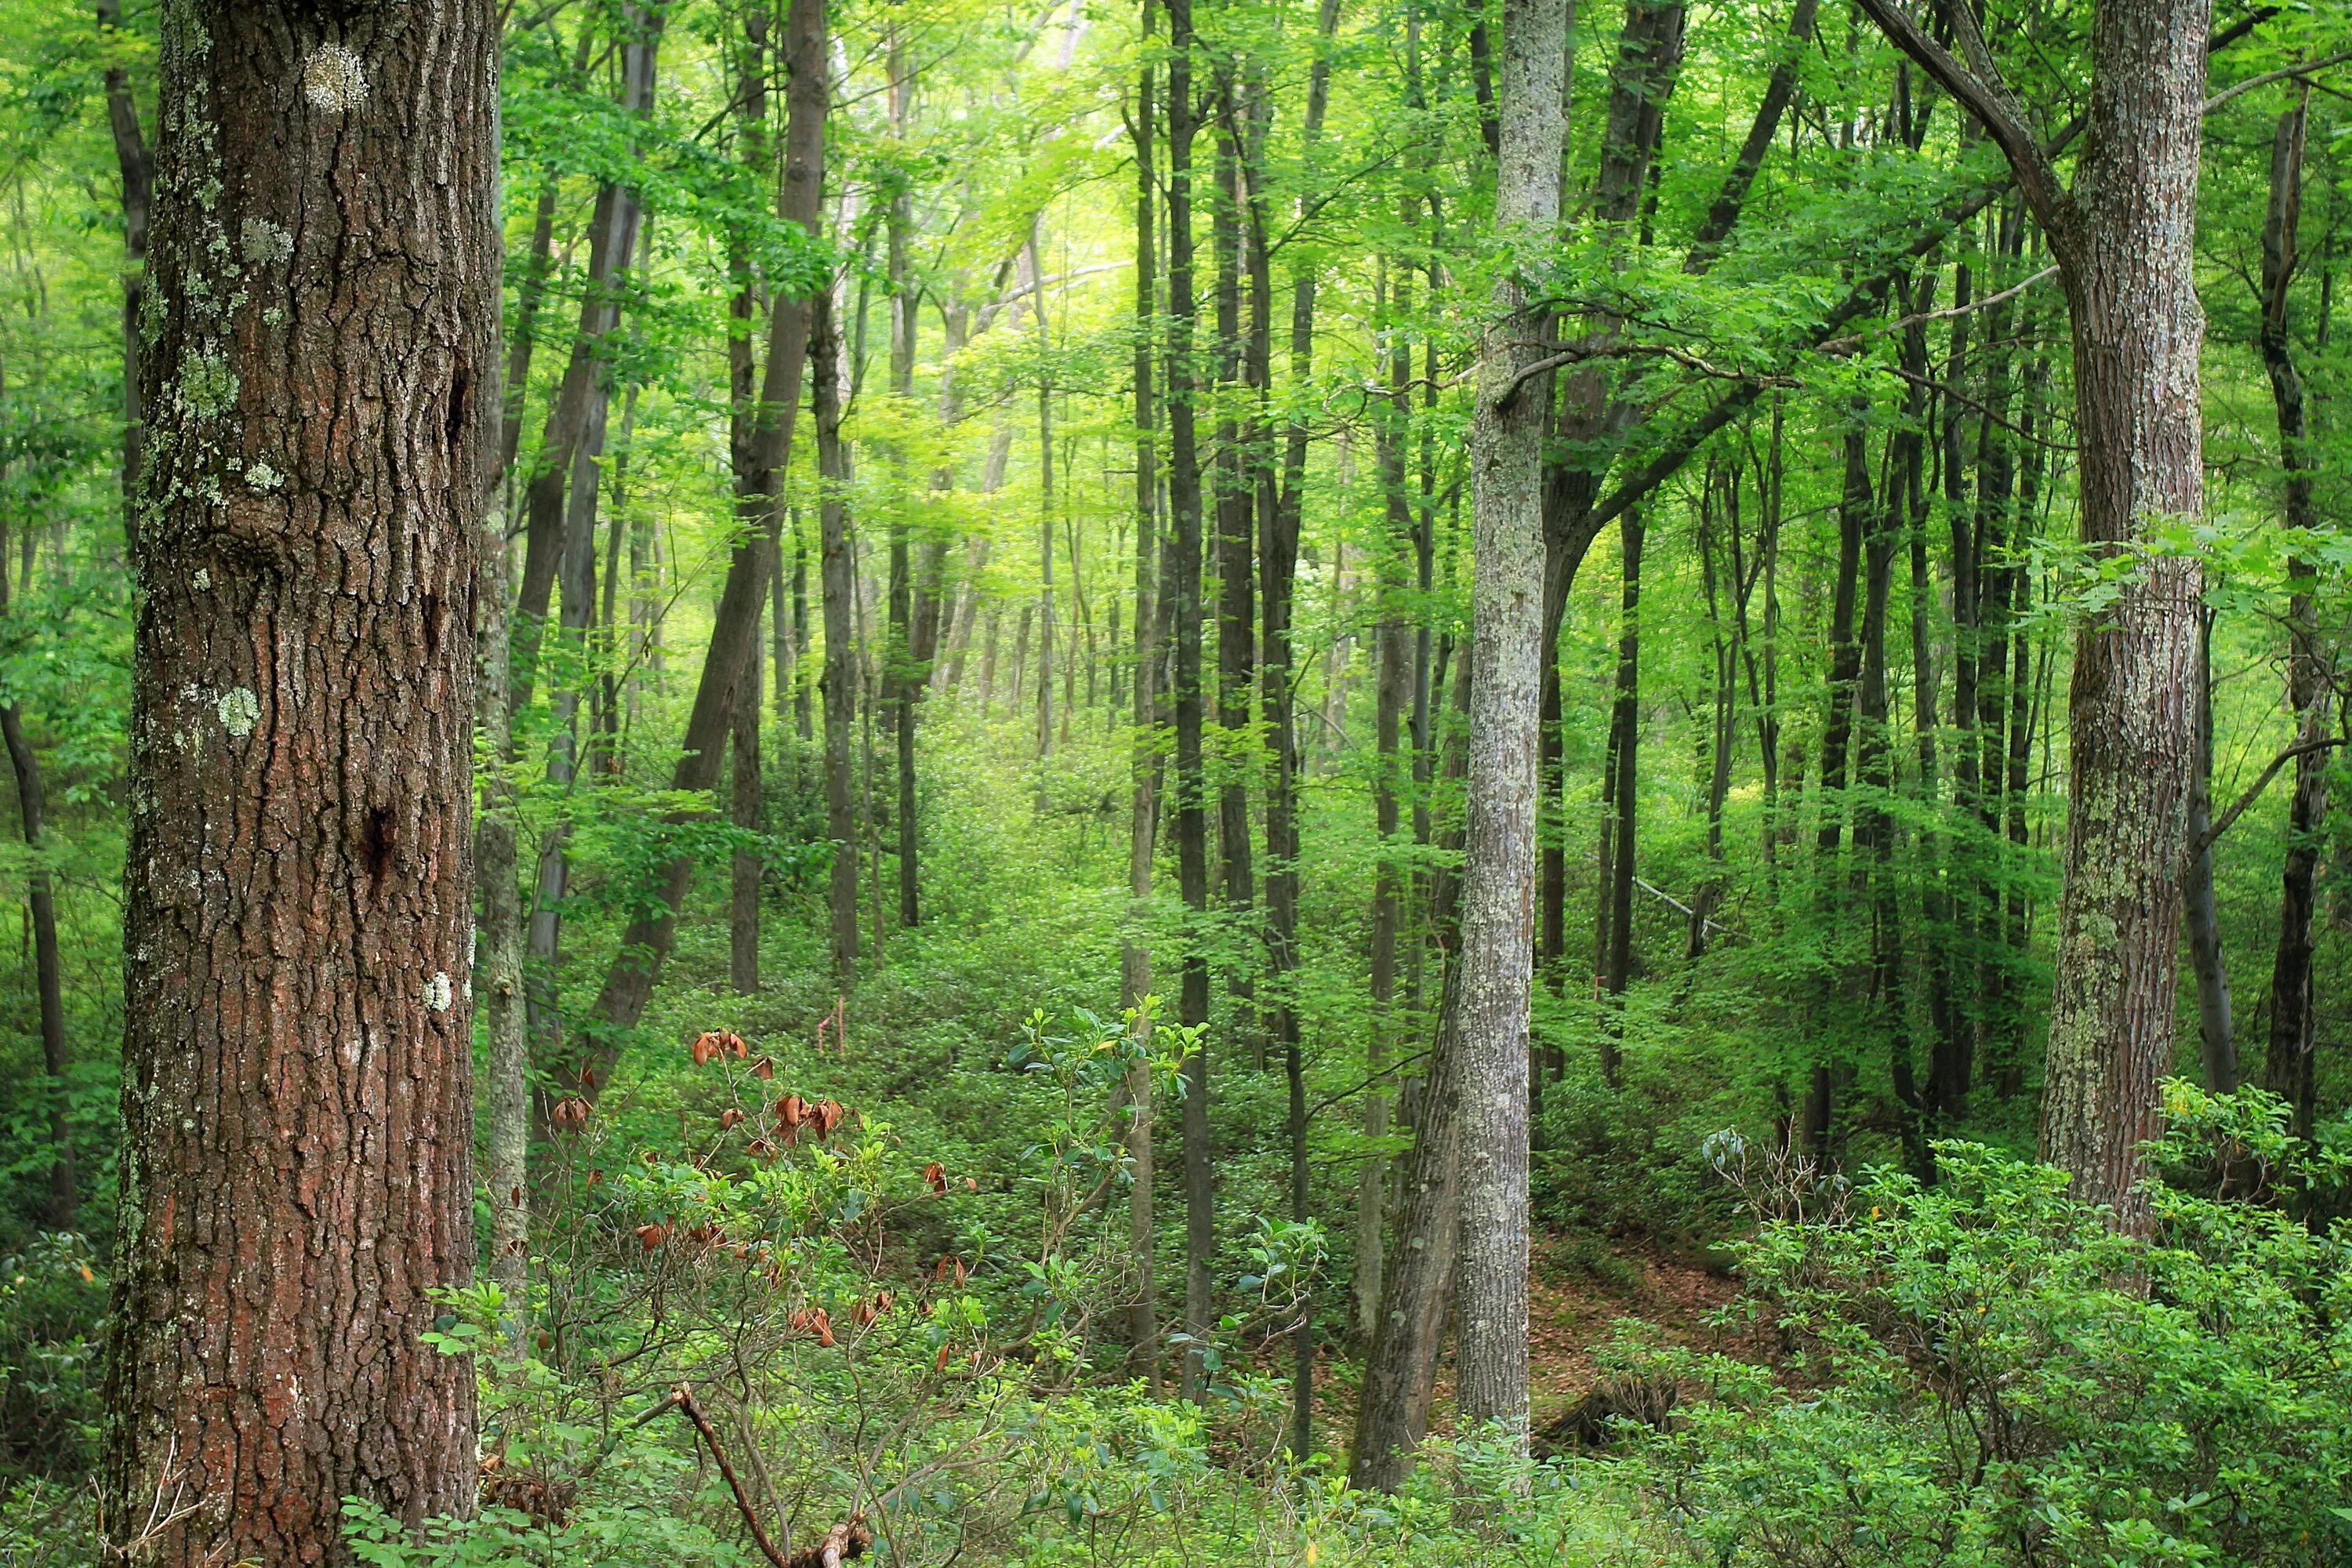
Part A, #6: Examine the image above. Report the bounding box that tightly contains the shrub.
[1617,1085,2352,1567]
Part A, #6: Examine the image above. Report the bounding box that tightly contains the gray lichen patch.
[216,685,261,738]
[174,350,237,420]
[303,44,369,112]
[240,216,293,266]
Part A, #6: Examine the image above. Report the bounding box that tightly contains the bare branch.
[2193,737,2343,856]
[2204,48,2352,113]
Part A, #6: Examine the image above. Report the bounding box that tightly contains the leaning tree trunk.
[570,0,826,1065]
[1454,0,1569,1448]
[101,5,497,1559]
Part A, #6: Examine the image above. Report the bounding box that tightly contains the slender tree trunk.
[817,289,860,989]
[94,0,151,549]
[514,20,661,710]
[475,485,530,1356]
[1166,0,1215,1403]
[1600,511,1643,1066]
[2183,614,2234,1090]
[1362,254,1416,1342]
[1349,648,1471,1489]
[1455,0,1568,1448]
[0,594,71,1225]
[1258,0,1341,1451]
[731,641,764,992]
[500,174,562,476]
[1210,125,1258,1067]
[2256,92,2327,1131]
[0,494,72,1228]
[1121,4,1162,1391]
[885,32,923,927]
[524,29,657,1071]
[102,3,496,1552]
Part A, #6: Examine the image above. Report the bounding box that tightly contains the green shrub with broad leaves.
[1611,1083,2352,1568]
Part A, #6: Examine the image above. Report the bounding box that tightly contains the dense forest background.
[1,0,2350,1557]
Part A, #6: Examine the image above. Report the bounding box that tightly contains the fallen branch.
[670,1383,871,1568]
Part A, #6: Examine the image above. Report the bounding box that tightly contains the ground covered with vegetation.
[2,0,2350,1556]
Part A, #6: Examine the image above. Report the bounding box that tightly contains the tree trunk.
[0,503,72,1228]
[1165,0,1215,1403]
[817,289,860,989]
[514,17,661,710]
[1600,511,1644,1066]
[102,2,496,1553]
[1121,3,1162,1392]
[2253,91,2325,1131]
[1259,0,1340,1451]
[731,640,764,993]
[1455,0,1568,1449]
[1362,252,1416,1342]
[1210,126,1257,1067]
[1349,648,1472,1490]
[0,703,70,1229]
[1860,0,2209,1229]
[95,0,152,547]
[475,488,530,1356]
[2183,614,2234,1091]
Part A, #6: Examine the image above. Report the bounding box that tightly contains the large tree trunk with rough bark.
[1860,0,2209,1230]
[100,4,497,1558]
[1454,0,1567,1445]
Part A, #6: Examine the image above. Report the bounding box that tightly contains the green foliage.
[1614,1089,2352,1568]
[0,1233,103,1479]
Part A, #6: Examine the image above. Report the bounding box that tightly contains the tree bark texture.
[102,3,498,1557]
[1455,0,1567,1444]
[1860,0,2210,1230]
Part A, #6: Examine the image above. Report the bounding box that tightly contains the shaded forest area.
[0,0,2350,1558]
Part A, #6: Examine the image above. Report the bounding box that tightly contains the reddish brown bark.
[100,2,497,1558]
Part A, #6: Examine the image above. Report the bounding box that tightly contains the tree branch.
[2193,737,2343,857]
[1849,0,2072,241]
[2204,48,2352,113]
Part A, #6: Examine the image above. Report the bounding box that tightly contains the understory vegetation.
[1,0,2350,1556]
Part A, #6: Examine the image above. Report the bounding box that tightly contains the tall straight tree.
[0,498,71,1225]
[817,285,862,985]
[1121,0,1163,1395]
[1164,0,1216,1404]
[2255,89,2331,1133]
[100,2,499,1557]
[1455,0,1569,1449]
[1857,0,2210,1229]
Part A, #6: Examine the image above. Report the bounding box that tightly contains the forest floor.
[1297,1233,1756,1449]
